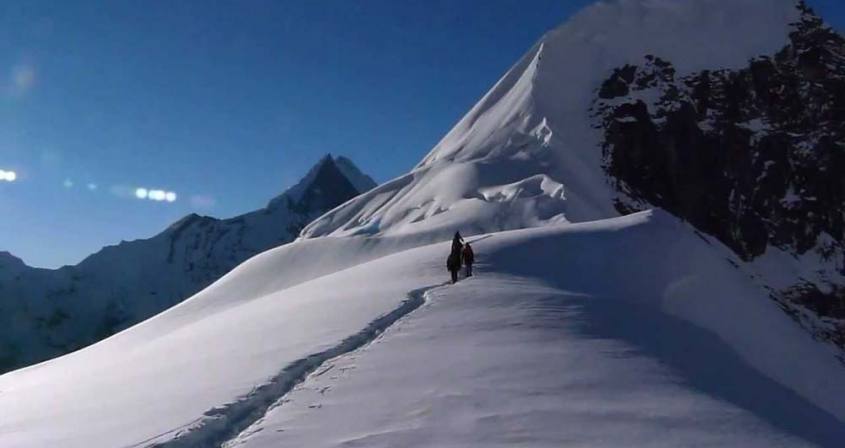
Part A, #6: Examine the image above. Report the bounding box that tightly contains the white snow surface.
[0,234,430,447]
[230,220,845,448]
[2,212,844,447]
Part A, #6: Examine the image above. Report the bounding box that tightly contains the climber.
[447,231,464,284]
[447,250,461,284]
[462,242,475,277]
[451,231,464,255]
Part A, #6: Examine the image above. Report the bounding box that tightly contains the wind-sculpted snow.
[301,158,570,242]
[303,0,799,242]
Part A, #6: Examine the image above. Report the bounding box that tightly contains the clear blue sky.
[0,0,843,268]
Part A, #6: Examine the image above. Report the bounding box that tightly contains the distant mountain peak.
[334,156,378,194]
[0,154,377,374]
[269,154,376,210]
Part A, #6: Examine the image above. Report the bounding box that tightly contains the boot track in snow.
[130,285,439,448]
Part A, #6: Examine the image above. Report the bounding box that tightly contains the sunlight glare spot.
[149,190,166,201]
[0,170,16,182]
[134,187,177,203]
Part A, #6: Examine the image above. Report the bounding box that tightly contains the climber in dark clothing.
[451,232,464,256]
[447,250,461,284]
[447,231,464,284]
[462,242,474,277]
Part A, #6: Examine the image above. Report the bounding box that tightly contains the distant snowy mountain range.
[0,155,375,373]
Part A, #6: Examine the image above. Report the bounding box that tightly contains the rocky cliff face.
[593,2,845,351]
[0,155,374,373]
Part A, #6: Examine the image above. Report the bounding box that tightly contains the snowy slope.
[229,217,845,448]
[0,232,441,447]
[2,0,844,447]
[2,212,844,447]
[0,155,375,374]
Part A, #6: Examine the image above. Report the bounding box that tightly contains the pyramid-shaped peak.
[333,156,377,193]
[267,155,374,212]
[419,0,801,169]
[304,0,804,241]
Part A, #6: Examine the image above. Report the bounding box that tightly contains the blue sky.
[0,0,843,268]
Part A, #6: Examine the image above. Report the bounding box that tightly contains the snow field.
[228,212,845,447]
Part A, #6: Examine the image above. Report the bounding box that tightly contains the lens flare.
[0,170,16,182]
[133,187,177,203]
[149,190,166,201]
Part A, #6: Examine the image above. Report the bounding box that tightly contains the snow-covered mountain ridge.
[0,155,375,374]
[303,0,844,354]
[3,211,845,447]
[2,1,845,446]
[303,0,801,242]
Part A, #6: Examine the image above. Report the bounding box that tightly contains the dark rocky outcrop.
[284,156,362,236]
[593,2,845,350]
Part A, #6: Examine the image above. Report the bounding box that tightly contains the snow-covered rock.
[0,155,375,373]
